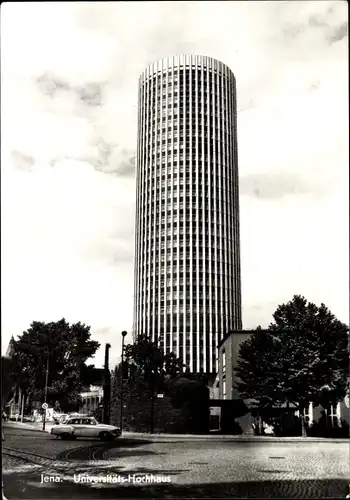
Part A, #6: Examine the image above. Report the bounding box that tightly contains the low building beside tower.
[217,329,349,435]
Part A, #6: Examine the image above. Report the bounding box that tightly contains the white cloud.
[1,1,348,368]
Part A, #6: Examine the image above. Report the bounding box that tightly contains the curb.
[123,432,350,443]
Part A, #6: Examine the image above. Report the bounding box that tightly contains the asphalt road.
[2,426,349,499]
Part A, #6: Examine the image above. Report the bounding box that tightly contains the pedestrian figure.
[264,423,274,436]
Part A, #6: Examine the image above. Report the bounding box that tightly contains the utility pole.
[149,370,156,434]
[150,387,155,434]
[103,344,111,425]
[120,331,127,433]
[20,391,25,423]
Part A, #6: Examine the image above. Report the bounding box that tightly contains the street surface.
[2,424,349,499]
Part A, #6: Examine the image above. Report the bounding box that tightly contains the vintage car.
[51,416,121,441]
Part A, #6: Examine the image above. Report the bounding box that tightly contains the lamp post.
[120,331,127,434]
[42,357,49,431]
[150,371,155,434]
[103,343,111,424]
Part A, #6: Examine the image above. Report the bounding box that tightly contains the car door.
[80,418,97,438]
[68,418,84,437]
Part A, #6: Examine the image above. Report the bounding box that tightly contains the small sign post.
[42,403,48,431]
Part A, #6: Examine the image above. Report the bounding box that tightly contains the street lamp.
[42,356,49,431]
[103,343,111,424]
[150,370,155,434]
[120,331,128,434]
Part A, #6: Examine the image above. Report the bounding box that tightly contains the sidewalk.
[4,422,349,443]
[3,420,54,434]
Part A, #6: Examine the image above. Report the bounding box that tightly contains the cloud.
[87,138,136,177]
[327,21,348,43]
[240,173,328,200]
[78,82,104,107]
[1,1,348,367]
[274,0,346,39]
[36,72,105,108]
[36,72,71,98]
[10,151,35,172]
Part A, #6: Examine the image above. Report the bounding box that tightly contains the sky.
[1,1,348,369]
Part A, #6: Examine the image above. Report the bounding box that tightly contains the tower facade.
[133,55,242,374]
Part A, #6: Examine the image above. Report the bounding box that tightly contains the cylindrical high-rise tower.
[133,55,242,374]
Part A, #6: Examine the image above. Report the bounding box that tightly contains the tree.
[166,375,210,434]
[123,334,185,398]
[123,334,185,432]
[124,335,184,378]
[110,336,211,434]
[11,319,100,412]
[1,356,17,414]
[110,335,185,432]
[235,295,349,436]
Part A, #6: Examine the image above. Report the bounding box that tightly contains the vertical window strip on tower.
[159,62,165,350]
[213,66,217,369]
[225,74,233,331]
[175,58,180,361]
[200,61,206,373]
[140,80,145,335]
[228,77,233,328]
[133,81,140,338]
[222,69,229,336]
[169,60,174,354]
[182,59,187,368]
[147,75,153,338]
[219,69,225,340]
[189,56,194,372]
[207,58,213,373]
[195,58,200,373]
[151,70,157,343]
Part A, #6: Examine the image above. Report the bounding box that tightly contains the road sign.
[157,394,164,399]
[42,403,48,410]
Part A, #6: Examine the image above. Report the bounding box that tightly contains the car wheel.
[60,433,72,440]
[99,431,113,442]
